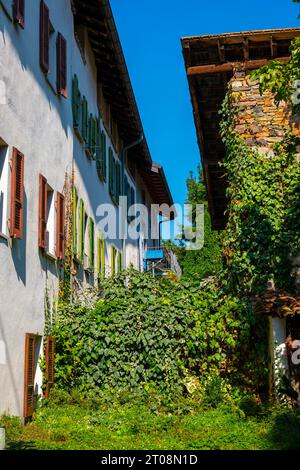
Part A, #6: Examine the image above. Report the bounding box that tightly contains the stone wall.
[229,69,300,156]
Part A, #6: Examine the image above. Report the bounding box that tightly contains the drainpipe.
[121,133,144,269]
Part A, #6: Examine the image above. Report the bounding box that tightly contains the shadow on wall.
[38,250,61,281]
[0,4,72,141]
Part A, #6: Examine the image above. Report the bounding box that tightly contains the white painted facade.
[0,0,171,417]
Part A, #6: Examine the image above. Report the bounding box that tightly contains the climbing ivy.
[220,91,300,295]
[251,37,300,112]
[51,270,268,397]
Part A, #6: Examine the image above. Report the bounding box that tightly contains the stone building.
[0,0,176,418]
[182,28,300,399]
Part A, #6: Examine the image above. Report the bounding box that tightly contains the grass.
[2,395,300,450]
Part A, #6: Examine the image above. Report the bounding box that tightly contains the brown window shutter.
[24,334,36,419]
[10,147,24,240]
[56,192,65,260]
[38,175,47,250]
[40,0,50,73]
[45,336,54,399]
[57,33,67,98]
[13,0,25,28]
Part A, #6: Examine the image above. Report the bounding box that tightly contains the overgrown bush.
[51,270,268,398]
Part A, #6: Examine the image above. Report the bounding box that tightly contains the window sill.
[109,194,119,207]
[45,251,57,262]
[74,127,84,144]
[44,74,58,97]
[84,267,94,274]
[73,255,82,265]
[0,231,9,241]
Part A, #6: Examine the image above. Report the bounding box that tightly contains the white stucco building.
[0,0,175,418]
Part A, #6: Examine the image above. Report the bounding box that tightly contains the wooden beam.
[187,56,289,76]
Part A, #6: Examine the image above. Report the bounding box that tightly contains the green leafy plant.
[219,91,300,295]
[51,269,268,397]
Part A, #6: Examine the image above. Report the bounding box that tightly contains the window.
[109,149,121,205]
[47,20,56,90]
[99,88,111,135]
[40,0,50,74]
[56,33,67,97]
[38,175,47,250]
[81,96,88,143]
[24,334,42,419]
[78,199,85,262]
[46,187,55,255]
[110,245,117,276]
[40,1,67,97]
[125,175,136,223]
[72,186,78,256]
[56,192,65,260]
[86,114,97,160]
[13,0,25,28]
[72,75,81,131]
[97,236,106,279]
[10,147,24,239]
[96,130,107,181]
[38,175,56,257]
[117,251,123,273]
[88,217,94,271]
[83,212,89,271]
[0,142,9,236]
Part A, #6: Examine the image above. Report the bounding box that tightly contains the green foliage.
[251,37,300,112]
[0,416,24,444]
[175,165,222,281]
[219,92,300,294]
[51,270,268,396]
[4,398,300,450]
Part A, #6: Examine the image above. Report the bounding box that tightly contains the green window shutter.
[97,237,102,278]
[126,179,133,222]
[113,158,117,201]
[88,218,94,270]
[72,75,80,128]
[111,246,116,276]
[92,118,97,158]
[109,148,113,197]
[102,239,106,277]
[118,251,123,272]
[102,132,107,181]
[73,186,78,256]
[78,199,85,262]
[87,114,92,155]
[117,161,121,201]
[96,120,102,179]
[81,96,88,142]
[125,176,130,222]
[87,115,97,160]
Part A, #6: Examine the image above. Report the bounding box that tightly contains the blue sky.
[110,0,299,207]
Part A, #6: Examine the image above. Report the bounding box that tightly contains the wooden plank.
[187,56,290,76]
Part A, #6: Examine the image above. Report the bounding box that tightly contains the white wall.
[0,0,156,416]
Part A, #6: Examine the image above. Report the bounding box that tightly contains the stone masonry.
[229,68,300,156]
